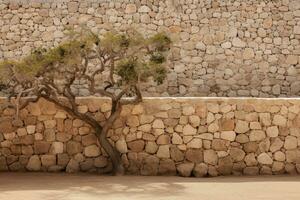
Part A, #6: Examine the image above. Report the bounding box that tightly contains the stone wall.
[1,0,300,97]
[1,97,300,176]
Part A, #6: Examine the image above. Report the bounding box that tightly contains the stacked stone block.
[0,0,300,97]
[0,97,300,177]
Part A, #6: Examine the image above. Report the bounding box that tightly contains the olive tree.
[0,29,171,174]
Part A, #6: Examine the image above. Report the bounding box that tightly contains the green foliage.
[115,58,139,84]
[149,32,171,52]
[0,28,171,91]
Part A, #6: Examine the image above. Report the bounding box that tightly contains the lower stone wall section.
[1,97,300,176]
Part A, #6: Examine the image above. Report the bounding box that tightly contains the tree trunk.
[42,96,123,175]
[95,103,124,175]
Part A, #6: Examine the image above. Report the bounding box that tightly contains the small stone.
[207,104,219,113]
[34,141,50,154]
[26,155,41,171]
[270,138,284,152]
[50,142,63,154]
[229,148,245,162]
[138,5,151,13]
[116,139,128,153]
[126,116,139,127]
[284,136,298,150]
[128,140,145,152]
[273,115,287,126]
[177,163,194,177]
[249,130,266,141]
[158,159,176,175]
[274,151,285,162]
[182,124,197,135]
[182,106,195,115]
[170,146,184,162]
[131,105,144,115]
[212,139,228,151]
[235,120,249,133]
[152,119,165,129]
[220,131,236,141]
[186,149,203,163]
[221,42,232,49]
[266,126,279,137]
[84,145,100,157]
[243,48,255,59]
[26,125,36,134]
[145,142,158,154]
[257,153,273,165]
[204,149,218,165]
[218,156,233,175]
[125,4,137,14]
[66,159,79,173]
[187,138,202,149]
[156,145,170,158]
[232,38,246,47]
[41,155,56,167]
[244,153,257,166]
[193,163,208,177]
[172,133,183,144]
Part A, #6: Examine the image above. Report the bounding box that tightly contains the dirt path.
[0,173,299,200]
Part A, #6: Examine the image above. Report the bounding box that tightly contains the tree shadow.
[0,172,300,200]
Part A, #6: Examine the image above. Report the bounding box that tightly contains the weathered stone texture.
[0,0,300,97]
[1,97,300,177]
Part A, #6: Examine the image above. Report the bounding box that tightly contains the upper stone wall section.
[1,0,300,97]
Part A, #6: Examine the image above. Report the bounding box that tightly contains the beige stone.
[140,115,154,124]
[203,149,218,165]
[156,145,170,158]
[145,142,158,154]
[41,155,56,166]
[257,153,273,165]
[128,140,145,152]
[244,153,257,166]
[249,130,266,141]
[116,139,128,153]
[193,163,208,177]
[172,133,183,144]
[273,115,287,126]
[125,4,137,14]
[274,151,285,162]
[182,124,197,135]
[177,163,194,177]
[186,149,203,163]
[243,48,255,60]
[235,120,249,133]
[220,131,236,141]
[126,116,140,127]
[152,119,165,129]
[26,125,36,134]
[50,142,63,154]
[266,126,279,137]
[284,136,298,150]
[229,148,245,162]
[131,105,144,115]
[26,155,41,171]
[270,138,284,152]
[187,138,202,149]
[189,115,200,127]
[84,145,100,157]
[182,106,195,115]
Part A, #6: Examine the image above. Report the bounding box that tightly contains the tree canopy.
[0,29,171,174]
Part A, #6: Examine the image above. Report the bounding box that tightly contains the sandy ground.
[0,173,300,200]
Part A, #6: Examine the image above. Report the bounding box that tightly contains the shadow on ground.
[0,173,300,200]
